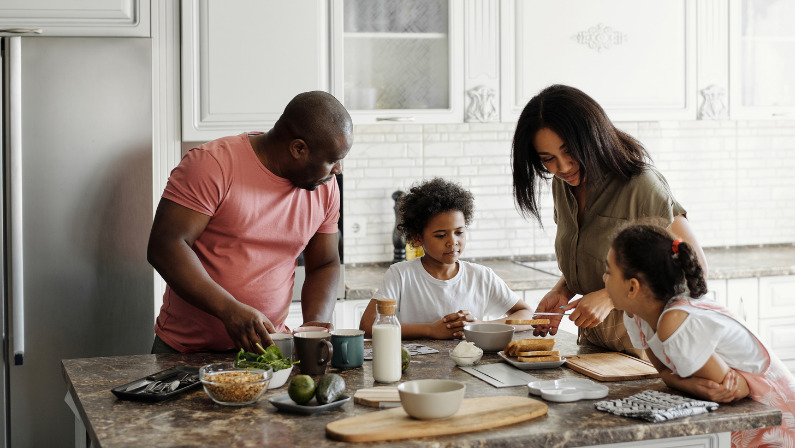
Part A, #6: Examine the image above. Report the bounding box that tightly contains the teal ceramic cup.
[330,329,365,369]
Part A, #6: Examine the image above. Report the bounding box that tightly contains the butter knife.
[532,312,572,316]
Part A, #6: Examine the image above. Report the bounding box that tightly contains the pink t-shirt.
[154,133,340,352]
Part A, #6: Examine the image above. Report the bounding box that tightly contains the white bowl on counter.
[267,365,293,389]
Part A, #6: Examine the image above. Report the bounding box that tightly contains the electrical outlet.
[344,219,367,239]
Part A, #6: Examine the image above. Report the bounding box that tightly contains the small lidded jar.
[371,298,402,382]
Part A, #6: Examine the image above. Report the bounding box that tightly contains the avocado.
[316,373,345,405]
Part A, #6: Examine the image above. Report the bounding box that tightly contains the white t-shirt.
[372,258,520,324]
[624,298,767,377]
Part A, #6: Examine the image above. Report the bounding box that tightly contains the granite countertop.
[344,244,795,300]
[62,330,780,448]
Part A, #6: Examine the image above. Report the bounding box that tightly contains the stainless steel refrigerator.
[1,36,155,447]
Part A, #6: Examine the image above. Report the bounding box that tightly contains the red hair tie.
[672,239,682,254]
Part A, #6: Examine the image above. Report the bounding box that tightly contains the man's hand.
[564,289,614,329]
[220,301,276,353]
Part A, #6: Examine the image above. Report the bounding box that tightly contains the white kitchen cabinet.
[726,277,759,335]
[729,0,795,119]
[331,0,463,124]
[181,0,330,141]
[286,301,340,331]
[0,0,148,36]
[758,276,795,373]
[500,0,697,123]
[334,299,371,330]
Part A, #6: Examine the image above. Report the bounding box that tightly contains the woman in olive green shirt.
[511,84,707,357]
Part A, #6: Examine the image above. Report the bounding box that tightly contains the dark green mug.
[330,329,365,369]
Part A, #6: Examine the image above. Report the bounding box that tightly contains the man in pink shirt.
[147,91,353,353]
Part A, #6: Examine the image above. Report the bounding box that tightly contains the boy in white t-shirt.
[359,178,534,339]
[604,221,795,446]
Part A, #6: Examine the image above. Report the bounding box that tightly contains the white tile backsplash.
[342,120,795,264]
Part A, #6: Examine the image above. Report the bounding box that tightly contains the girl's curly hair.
[611,218,707,302]
[397,178,474,244]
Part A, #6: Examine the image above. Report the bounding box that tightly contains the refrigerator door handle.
[6,36,25,365]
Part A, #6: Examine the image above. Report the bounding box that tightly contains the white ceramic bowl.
[463,323,515,352]
[449,349,483,366]
[199,362,271,406]
[397,379,465,419]
[267,365,293,389]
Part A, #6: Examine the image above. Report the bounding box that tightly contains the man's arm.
[147,198,275,351]
[299,231,340,327]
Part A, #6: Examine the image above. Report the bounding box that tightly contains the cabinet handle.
[739,296,747,322]
[0,28,43,35]
[375,117,415,122]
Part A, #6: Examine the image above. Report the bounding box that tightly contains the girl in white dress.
[604,221,795,447]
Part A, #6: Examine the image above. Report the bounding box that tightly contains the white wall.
[342,119,795,264]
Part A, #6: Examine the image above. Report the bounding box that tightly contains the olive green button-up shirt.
[553,166,686,296]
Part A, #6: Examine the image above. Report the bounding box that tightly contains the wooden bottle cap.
[376,298,396,315]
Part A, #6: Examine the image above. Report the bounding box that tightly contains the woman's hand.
[563,289,614,329]
[533,291,571,336]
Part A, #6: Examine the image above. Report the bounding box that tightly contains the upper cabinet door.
[729,0,795,119]
[500,0,697,122]
[182,0,330,142]
[0,0,148,36]
[332,0,464,124]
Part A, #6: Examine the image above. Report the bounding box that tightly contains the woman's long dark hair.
[612,221,707,302]
[511,84,651,223]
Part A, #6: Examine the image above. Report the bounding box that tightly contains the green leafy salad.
[234,343,299,372]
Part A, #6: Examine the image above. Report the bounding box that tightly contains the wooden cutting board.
[326,396,547,443]
[352,387,400,407]
[565,352,660,381]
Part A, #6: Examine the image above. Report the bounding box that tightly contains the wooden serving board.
[352,387,400,407]
[326,396,547,443]
[565,352,660,381]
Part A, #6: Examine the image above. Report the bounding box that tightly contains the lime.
[401,346,411,372]
[287,375,316,405]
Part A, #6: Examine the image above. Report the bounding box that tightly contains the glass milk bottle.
[372,298,402,382]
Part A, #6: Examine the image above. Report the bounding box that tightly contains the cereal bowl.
[397,379,465,419]
[463,323,515,352]
[199,362,272,406]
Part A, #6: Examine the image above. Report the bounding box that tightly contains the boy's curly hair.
[397,178,475,245]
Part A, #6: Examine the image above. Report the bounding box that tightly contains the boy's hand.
[428,318,465,339]
[443,310,476,327]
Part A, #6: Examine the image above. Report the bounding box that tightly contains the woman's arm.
[533,276,576,336]
[669,215,708,275]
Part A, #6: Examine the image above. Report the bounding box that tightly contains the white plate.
[497,351,566,370]
[527,377,608,402]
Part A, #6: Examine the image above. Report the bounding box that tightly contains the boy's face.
[414,210,466,266]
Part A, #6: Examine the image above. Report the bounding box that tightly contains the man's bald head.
[273,91,352,147]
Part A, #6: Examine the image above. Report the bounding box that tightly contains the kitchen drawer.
[759,275,795,320]
[757,317,795,374]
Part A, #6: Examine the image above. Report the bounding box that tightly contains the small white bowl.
[449,349,483,366]
[267,365,293,389]
[397,379,465,419]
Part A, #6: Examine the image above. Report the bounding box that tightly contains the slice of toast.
[516,350,559,357]
[503,338,555,356]
[505,319,551,325]
[517,355,562,363]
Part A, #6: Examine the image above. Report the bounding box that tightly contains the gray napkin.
[594,390,719,423]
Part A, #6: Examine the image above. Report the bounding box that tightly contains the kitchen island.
[62,330,780,448]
